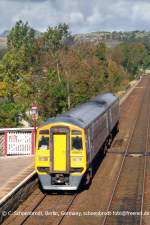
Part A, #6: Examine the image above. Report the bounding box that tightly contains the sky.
[1,0,150,34]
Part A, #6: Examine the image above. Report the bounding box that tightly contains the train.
[35,93,119,190]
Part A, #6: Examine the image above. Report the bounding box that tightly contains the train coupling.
[51,174,69,185]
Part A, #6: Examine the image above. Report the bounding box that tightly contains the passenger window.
[72,136,82,150]
[38,136,49,150]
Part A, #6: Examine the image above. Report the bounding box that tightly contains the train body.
[35,93,119,190]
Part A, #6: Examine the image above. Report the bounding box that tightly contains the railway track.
[102,77,150,225]
[26,193,79,225]
[19,193,78,225]
[2,186,79,225]
[3,76,150,225]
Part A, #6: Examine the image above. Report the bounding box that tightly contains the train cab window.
[72,136,82,150]
[39,130,49,135]
[38,136,49,150]
[71,130,81,135]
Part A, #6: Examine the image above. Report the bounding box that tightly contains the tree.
[0,102,24,127]
[37,69,68,119]
[96,42,107,61]
[95,42,109,79]
[0,21,38,128]
[1,22,150,128]
[115,43,147,78]
[43,23,72,82]
[7,20,35,53]
[43,23,71,54]
[107,59,128,91]
[143,55,150,69]
[7,20,36,66]
[1,20,37,102]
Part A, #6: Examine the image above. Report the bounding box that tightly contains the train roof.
[42,93,118,129]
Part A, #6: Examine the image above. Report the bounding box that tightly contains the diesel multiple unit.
[35,93,119,190]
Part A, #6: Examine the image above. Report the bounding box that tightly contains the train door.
[50,127,70,173]
[53,134,66,171]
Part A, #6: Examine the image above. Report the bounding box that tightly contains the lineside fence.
[0,128,35,156]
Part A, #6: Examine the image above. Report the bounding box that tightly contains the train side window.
[38,136,49,150]
[72,136,82,150]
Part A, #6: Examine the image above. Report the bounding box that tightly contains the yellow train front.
[35,93,119,190]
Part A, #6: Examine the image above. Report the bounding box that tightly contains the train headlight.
[72,156,83,162]
[38,156,49,162]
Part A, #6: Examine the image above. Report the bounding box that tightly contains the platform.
[0,156,34,200]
